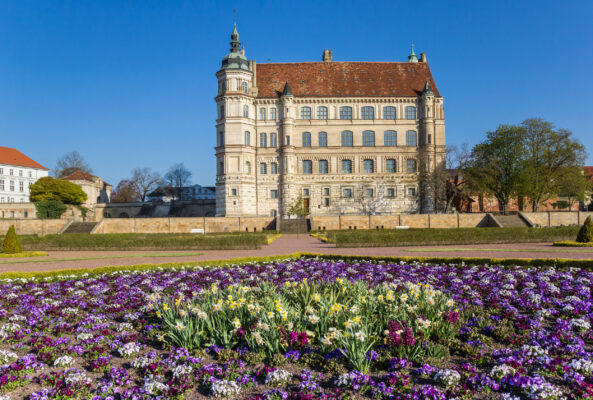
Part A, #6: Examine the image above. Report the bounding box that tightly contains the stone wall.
[0,219,68,236]
[521,212,593,227]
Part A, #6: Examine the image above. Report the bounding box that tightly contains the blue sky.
[1,0,592,186]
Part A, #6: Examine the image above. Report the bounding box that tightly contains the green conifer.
[576,216,593,243]
[1,225,22,254]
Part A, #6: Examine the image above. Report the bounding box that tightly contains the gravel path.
[1,234,592,273]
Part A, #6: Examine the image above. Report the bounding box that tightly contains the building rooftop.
[62,170,98,181]
[0,146,48,170]
[255,61,440,98]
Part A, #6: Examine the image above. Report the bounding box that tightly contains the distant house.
[148,184,216,202]
[0,146,49,204]
[62,170,112,207]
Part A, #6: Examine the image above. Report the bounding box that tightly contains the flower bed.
[0,258,591,399]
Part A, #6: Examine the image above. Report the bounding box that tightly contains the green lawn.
[316,226,580,248]
[0,251,204,264]
[404,247,593,253]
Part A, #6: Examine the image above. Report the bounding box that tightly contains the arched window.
[271,162,278,174]
[270,107,277,120]
[302,160,313,174]
[384,130,397,146]
[244,131,251,146]
[242,82,248,93]
[383,106,396,119]
[219,105,225,119]
[260,132,267,147]
[339,106,352,120]
[406,130,417,146]
[319,160,328,174]
[341,131,353,147]
[317,106,328,119]
[245,161,251,173]
[243,105,249,118]
[259,108,266,120]
[406,159,417,173]
[302,132,312,147]
[363,159,374,173]
[342,159,352,173]
[362,130,375,146]
[386,159,396,173]
[270,132,277,147]
[260,163,267,174]
[318,132,327,147]
[361,106,375,120]
[405,106,417,119]
[301,106,311,120]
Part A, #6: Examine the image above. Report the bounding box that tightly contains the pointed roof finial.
[408,43,418,63]
[281,81,294,97]
[230,21,240,53]
[422,79,434,96]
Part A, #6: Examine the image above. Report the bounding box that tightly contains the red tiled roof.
[0,146,48,170]
[584,166,593,178]
[255,61,440,98]
[62,170,97,181]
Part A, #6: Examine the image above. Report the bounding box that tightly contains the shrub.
[30,176,87,204]
[1,225,22,254]
[35,199,67,219]
[576,216,593,243]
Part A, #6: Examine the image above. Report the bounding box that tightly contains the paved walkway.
[1,234,593,273]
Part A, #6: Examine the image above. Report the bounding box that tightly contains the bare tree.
[164,163,192,199]
[332,183,391,215]
[131,168,162,202]
[111,179,139,203]
[54,151,93,178]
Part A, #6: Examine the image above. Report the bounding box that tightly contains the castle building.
[215,25,445,217]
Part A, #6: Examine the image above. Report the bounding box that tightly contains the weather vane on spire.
[233,8,237,25]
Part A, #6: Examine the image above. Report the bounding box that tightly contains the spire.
[422,79,434,96]
[281,81,293,97]
[230,22,241,53]
[408,44,418,63]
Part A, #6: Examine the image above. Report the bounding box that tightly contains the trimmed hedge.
[317,226,580,247]
[0,232,274,251]
[1,251,593,281]
[1,225,22,254]
[576,216,593,243]
[553,241,593,247]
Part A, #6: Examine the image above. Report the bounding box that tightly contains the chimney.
[322,49,332,62]
[420,52,427,63]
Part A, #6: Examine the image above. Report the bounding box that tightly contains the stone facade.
[215,26,445,217]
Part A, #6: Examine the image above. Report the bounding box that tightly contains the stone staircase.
[62,222,98,234]
[493,214,530,228]
[278,218,310,233]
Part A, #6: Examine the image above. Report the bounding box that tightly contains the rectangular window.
[244,131,251,146]
[260,132,267,147]
[318,160,328,174]
[301,107,311,120]
[361,106,374,120]
[362,131,375,147]
[386,159,396,173]
[0,180,3,190]
[318,132,327,147]
[408,187,416,196]
[302,132,312,147]
[341,159,352,173]
[271,190,278,199]
[384,130,397,146]
[9,169,13,176]
[323,187,330,196]
[341,131,353,147]
[260,108,266,120]
[406,159,417,173]
[317,106,328,119]
[243,105,249,118]
[324,197,330,206]
[365,188,374,197]
[270,107,277,120]
[343,188,352,198]
[406,131,417,146]
[10,181,14,191]
[405,106,417,119]
[19,170,22,177]
[0,168,3,174]
[231,188,237,196]
[383,106,396,119]
[302,160,312,174]
[427,134,432,144]
[285,136,290,146]
[387,188,395,197]
[303,188,310,196]
[271,162,278,174]
[363,159,374,173]
[339,107,352,120]
[270,133,277,147]
[19,181,24,192]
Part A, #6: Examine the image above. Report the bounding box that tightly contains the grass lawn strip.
[404,247,593,253]
[0,251,47,258]
[0,251,204,264]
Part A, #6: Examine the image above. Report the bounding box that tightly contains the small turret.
[408,44,418,63]
[422,80,434,97]
[281,81,294,97]
[220,23,250,71]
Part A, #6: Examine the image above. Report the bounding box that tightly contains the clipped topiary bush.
[1,225,22,254]
[576,216,593,243]
[35,199,67,219]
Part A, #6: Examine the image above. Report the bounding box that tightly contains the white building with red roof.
[0,146,49,204]
[215,25,445,217]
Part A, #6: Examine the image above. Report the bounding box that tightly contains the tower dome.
[221,22,250,71]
